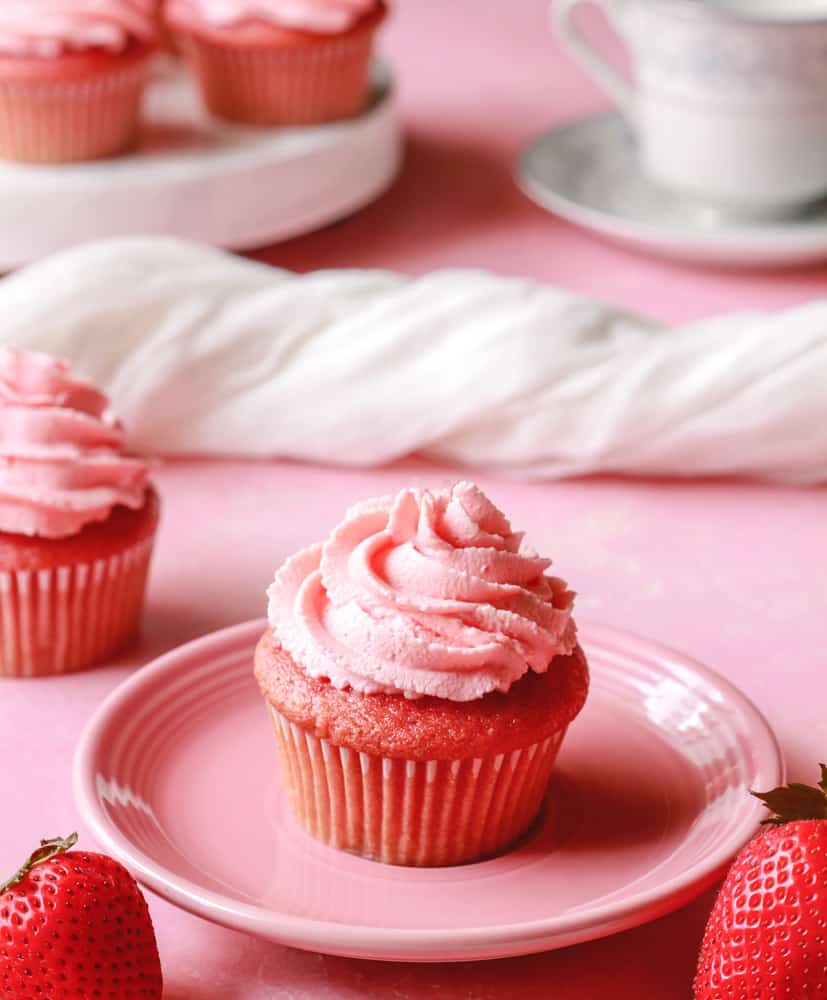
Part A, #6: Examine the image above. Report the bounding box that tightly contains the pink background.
[2,1,826,997]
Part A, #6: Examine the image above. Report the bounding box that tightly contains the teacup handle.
[552,0,638,128]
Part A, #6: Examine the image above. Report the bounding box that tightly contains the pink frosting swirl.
[268,483,577,702]
[0,349,150,539]
[0,1,155,57]
[166,0,377,34]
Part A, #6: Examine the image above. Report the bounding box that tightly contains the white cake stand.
[0,60,401,271]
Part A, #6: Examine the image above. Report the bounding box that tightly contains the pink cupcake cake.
[0,1,157,163]
[153,1,178,54]
[165,0,387,125]
[0,349,159,677]
[255,483,589,866]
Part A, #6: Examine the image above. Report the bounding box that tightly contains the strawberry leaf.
[0,834,78,894]
[752,767,827,826]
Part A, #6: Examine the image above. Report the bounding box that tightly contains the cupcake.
[0,1,157,164]
[153,1,179,54]
[255,483,588,866]
[165,0,387,125]
[0,349,159,677]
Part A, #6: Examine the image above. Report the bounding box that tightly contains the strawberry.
[694,765,827,999]
[0,833,162,999]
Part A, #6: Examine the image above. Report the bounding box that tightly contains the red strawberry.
[0,833,163,999]
[694,765,827,999]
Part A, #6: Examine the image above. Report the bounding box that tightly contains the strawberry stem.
[752,764,827,826]
[0,833,78,894]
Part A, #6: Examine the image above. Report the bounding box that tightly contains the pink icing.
[166,0,377,34]
[267,482,577,702]
[0,1,155,58]
[0,349,150,539]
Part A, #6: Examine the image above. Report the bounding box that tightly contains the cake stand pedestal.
[0,60,401,272]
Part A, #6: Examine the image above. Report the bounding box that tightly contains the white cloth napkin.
[1,236,825,482]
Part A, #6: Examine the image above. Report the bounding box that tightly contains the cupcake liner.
[268,705,568,866]
[0,51,152,163]
[0,535,155,677]
[154,5,180,56]
[175,27,378,125]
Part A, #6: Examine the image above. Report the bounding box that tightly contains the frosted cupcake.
[0,1,157,164]
[153,0,179,54]
[255,483,588,866]
[165,0,387,125]
[0,350,159,677]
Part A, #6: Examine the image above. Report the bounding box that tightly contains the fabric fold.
[0,236,825,483]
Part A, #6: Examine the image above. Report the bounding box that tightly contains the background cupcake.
[0,1,157,164]
[165,0,387,125]
[255,482,589,866]
[153,0,179,54]
[0,349,159,677]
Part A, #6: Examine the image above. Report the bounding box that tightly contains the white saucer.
[517,112,827,268]
[0,60,401,272]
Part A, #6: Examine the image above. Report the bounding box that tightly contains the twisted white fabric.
[1,236,825,482]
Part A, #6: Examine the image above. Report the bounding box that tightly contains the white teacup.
[553,0,827,216]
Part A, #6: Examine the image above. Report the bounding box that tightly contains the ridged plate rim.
[73,618,783,962]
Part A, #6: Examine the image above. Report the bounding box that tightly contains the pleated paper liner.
[0,43,153,164]
[269,704,568,867]
[173,13,383,126]
[0,490,160,677]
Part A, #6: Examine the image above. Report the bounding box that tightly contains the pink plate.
[73,620,782,962]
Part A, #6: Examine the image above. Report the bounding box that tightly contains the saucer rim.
[73,618,783,961]
[517,111,827,266]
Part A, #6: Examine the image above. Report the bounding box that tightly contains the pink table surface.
[2,1,827,997]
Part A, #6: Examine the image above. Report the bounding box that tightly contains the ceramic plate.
[0,61,401,271]
[73,620,782,962]
[517,112,827,268]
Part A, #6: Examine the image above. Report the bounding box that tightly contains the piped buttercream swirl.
[166,0,377,34]
[0,1,155,57]
[267,482,577,702]
[0,349,150,539]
